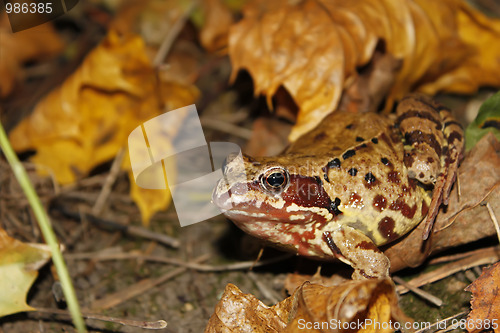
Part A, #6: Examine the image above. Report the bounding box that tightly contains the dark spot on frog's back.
[365,172,377,184]
[348,168,358,176]
[404,152,414,168]
[328,197,343,216]
[342,149,356,160]
[349,192,362,207]
[447,130,463,144]
[405,131,442,157]
[402,203,417,219]
[373,195,387,211]
[387,171,400,183]
[389,197,417,219]
[346,123,354,129]
[322,158,341,182]
[381,157,390,166]
[356,241,378,251]
[378,217,397,241]
[327,158,341,169]
[371,138,379,144]
[356,136,365,142]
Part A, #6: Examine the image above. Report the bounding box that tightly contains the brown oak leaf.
[465,261,500,333]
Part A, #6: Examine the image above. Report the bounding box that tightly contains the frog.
[212,94,464,279]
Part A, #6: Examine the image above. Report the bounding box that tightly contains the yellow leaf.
[9,29,199,224]
[0,228,51,317]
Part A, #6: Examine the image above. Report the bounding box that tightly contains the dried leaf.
[284,279,406,333]
[0,13,63,97]
[205,279,408,332]
[0,228,51,317]
[9,30,199,224]
[229,0,500,140]
[465,262,500,333]
[204,283,291,332]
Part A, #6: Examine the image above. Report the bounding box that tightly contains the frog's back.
[282,111,430,247]
[287,112,393,156]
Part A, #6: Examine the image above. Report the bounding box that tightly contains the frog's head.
[212,153,339,235]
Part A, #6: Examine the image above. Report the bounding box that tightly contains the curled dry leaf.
[229,0,500,140]
[465,261,500,333]
[205,283,291,332]
[0,13,64,97]
[0,228,51,317]
[205,279,407,333]
[385,133,500,272]
[9,30,199,224]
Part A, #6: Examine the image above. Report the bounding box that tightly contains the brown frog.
[213,94,464,279]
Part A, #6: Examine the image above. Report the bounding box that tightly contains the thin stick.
[92,148,125,216]
[393,276,443,306]
[396,248,500,294]
[248,271,280,305]
[35,307,167,329]
[486,202,500,244]
[56,206,180,248]
[200,117,253,140]
[65,251,293,272]
[0,121,86,332]
[153,1,198,67]
[90,254,209,310]
[428,246,500,265]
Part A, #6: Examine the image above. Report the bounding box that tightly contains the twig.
[153,1,198,67]
[396,247,500,294]
[34,307,167,329]
[393,276,442,307]
[89,254,209,310]
[428,246,500,265]
[248,271,280,305]
[65,251,293,272]
[486,202,500,244]
[92,148,125,216]
[54,205,180,248]
[200,117,253,140]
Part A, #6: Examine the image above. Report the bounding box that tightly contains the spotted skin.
[213,95,464,279]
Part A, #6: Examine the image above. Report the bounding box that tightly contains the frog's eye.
[261,167,289,193]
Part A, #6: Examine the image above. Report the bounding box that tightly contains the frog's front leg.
[323,226,390,279]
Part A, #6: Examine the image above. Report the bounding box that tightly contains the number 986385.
[5,2,52,14]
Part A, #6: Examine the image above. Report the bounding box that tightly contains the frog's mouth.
[213,177,334,224]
